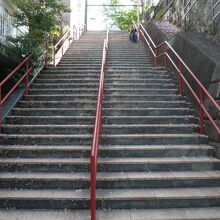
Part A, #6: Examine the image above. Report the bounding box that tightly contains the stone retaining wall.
[144,21,220,146]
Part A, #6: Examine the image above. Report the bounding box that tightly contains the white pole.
[137,0,140,27]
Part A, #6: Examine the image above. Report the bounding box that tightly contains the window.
[0,6,14,39]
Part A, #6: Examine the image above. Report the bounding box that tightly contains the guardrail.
[212,0,220,34]
[0,54,32,129]
[52,25,85,66]
[0,24,85,130]
[90,29,109,220]
[139,23,220,136]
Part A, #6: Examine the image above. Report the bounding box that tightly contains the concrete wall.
[61,0,85,30]
[144,21,220,144]
[153,0,220,36]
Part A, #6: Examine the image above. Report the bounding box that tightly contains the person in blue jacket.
[129,26,137,43]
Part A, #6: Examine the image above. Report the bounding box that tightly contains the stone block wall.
[144,21,220,145]
[153,0,220,36]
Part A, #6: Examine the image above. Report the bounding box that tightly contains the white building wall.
[0,0,26,44]
[61,0,85,37]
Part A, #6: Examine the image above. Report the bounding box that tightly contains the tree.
[103,0,137,31]
[7,0,69,59]
[103,0,156,30]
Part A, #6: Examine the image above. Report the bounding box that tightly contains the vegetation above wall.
[103,0,155,31]
[7,0,69,61]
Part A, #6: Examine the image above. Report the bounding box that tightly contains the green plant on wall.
[7,0,69,60]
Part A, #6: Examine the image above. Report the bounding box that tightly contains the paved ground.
[1,208,220,220]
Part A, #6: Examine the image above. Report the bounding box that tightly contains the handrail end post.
[0,103,2,133]
[25,75,29,95]
[199,88,205,134]
[178,61,183,96]
[164,44,167,68]
[90,157,96,220]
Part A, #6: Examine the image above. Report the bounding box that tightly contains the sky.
[87,0,160,30]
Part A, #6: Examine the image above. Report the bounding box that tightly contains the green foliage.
[155,9,165,20]
[103,0,137,30]
[7,0,69,59]
[103,0,156,31]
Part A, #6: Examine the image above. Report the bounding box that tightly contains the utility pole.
[137,0,140,27]
[85,0,88,31]
[141,0,145,23]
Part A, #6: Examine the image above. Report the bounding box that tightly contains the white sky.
[87,0,160,30]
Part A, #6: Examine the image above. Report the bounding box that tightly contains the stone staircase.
[0,31,220,219]
[0,31,105,215]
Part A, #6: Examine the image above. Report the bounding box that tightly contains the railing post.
[45,41,48,68]
[164,44,167,68]
[91,158,96,220]
[148,45,151,60]
[53,46,56,66]
[0,87,2,132]
[178,61,183,96]
[199,87,205,134]
[154,48,158,66]
[25,60,29,95]
[62,46,64,57]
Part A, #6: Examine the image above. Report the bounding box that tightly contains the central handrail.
[90,29,109,220]
[139,23,220,136]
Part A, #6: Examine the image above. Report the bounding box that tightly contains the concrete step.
[6,115,197,125]
[12,108,96,116]
[2,124,93,135]
[42,69,100,74]
[105,78,173,83]
[2,124,199,135]
[105,74,172,79]
[103,107,194,116]
[28,88,98,95]
[17,100,189,109]
[102,124,199,134]
[103,115,198,124]
[56,64,102,69]
[59,61,102,65]
[31,83,99,89]
[47,66,101,70]
[6,115,95,125]
[107,66,167,74]
[0,157,219,172]
[105,88,178,95]
[0,145,213,158]
[0,134,92,146]
[104,83,176,89]
[35,79,100,84]
[23,94,182,102]
[39,74,100,79]
[100,134,208,145]
[104,94,183,101]
[0,187,220,209]
[103,101,190,108]
[0,208,220,220]
[23,94,98,101]
[1,171,220,190]
[18,101,97,108]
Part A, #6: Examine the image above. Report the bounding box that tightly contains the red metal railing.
[90,29,109,220]
[139,23,220,136]
[0,55,33,129]
[52,25,85,66]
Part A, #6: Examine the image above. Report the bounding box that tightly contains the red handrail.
[0,54,33,129]
[90,29,109,220]
[139,23,220,136]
